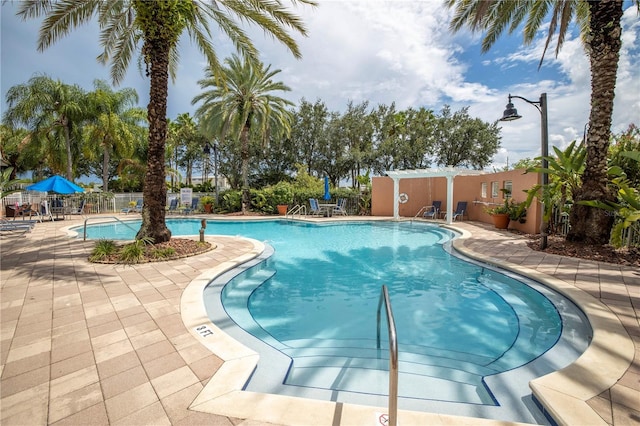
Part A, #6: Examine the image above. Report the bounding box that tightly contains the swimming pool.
[81,218,590,422]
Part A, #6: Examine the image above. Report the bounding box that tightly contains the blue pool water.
[80,218,584,415]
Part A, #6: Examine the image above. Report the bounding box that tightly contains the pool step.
[281,338,500,376]
[285,358,493,405]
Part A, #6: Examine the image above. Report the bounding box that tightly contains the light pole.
[499,93,549,250]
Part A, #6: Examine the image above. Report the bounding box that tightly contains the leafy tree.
[83,80,146,191]
[3,75,85,180]
[0,125,31,179]
[291,99,329,176]
[371,104,436,173]
[341,101,374,188]
[19,0,313,242]
[609,124,640,188]
[0,167,29,199]
[315,111,351,187]
[433,105,500,168]
[193,54,294,213]
[446,0,631,244]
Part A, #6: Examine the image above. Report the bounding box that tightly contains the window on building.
[481,182,487,198]
[503,180,513,198]
[491,181,499,198]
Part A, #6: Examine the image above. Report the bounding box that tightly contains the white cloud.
[1,1,638,172]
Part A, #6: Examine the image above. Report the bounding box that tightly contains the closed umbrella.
[323,176,331,201]
[26,175,84,194]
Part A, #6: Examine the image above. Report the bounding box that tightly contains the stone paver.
[0,215,637,425]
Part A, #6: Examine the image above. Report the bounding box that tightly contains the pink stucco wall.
[371,169,541,234]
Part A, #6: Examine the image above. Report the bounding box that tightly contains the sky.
[1,0,639,173]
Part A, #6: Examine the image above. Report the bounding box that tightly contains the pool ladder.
[376,285,398,426]
[82,216,139,241]
[285,204,307,219]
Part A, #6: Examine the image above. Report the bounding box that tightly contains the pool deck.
[0,214,638,425]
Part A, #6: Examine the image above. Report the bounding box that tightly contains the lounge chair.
[0,218,34,234]
[333,198,348,216]
[423,200,442,219]
[183,197,199,215]
[167,198,179,215]
[445,201,467,221]
[122,199,142,214]
[308,198,322,216]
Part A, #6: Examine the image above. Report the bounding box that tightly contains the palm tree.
[446,0,631,245]
[18,0,313,243]
[193,54,294,213]
[3,75,85,181]
[83,80,146,192]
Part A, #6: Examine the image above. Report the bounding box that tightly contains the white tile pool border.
[178,223,634,426]
[448,225,635,426]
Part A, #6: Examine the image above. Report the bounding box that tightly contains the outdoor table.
[318,203,336,217]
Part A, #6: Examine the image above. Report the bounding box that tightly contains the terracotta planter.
[492,213,511,229]
[204,204,213,214]
[277,205,288,215]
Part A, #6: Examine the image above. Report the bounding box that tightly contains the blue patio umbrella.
[323,176,331,201]
[26,175,84,194]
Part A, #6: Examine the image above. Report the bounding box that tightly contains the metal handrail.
[414,206,429,218]
[376,285,398,426]
[286,204,307,219]
[83,216,139,241]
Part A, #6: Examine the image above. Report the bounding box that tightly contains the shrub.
[89,239,118,262]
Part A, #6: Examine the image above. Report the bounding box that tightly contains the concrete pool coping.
[178,220,634,426]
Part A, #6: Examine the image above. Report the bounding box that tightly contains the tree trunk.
[135,37,171,243]
[102,139,110,192]
[63,117,73,181]
[240,123,251,214]
[567,0,622,245]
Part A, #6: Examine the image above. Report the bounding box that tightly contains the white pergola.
[385,167,486,224]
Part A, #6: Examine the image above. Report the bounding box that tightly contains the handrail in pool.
[83,216,139,241]
[286,204,307,219]
[376,284,398,426]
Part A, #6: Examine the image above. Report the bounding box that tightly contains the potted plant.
[271,182,294,215]
[200,195,215,214]
[485,198,526,229]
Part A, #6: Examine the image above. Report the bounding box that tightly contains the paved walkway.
[0,216,637,425]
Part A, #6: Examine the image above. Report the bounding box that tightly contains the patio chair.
[183,197,199,215]
[333,198,348,216]
[423,200,441,219]
[40,200,54,221]
[167,198,179,215]
[67,199,86,215]
[122,199,142,214]
[445,201,467,221]
[308,198,322,216]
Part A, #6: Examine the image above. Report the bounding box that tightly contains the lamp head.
[500,99,522,121]
[203,143,211,155]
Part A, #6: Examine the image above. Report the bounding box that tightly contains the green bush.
[89,239,117,262]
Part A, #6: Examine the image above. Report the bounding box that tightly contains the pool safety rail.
[83,216,139,241]
[285,204,307,218]
[376,285,398,426]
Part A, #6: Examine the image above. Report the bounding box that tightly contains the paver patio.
[0,216,638,425]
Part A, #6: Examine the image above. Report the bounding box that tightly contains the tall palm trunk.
[102,139,110,192]
[567,0,623,244]
[62,116,73,180]
[135,37,171,243]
